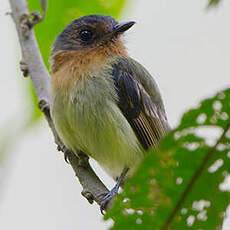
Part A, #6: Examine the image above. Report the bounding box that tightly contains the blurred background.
[0,0,230,229]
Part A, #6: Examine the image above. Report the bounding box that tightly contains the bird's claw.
[99,167,129,214]
[64,150,71,164]
[100,184,119,214]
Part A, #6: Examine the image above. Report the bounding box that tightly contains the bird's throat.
[50,39,127,93]
[50,38,127,74]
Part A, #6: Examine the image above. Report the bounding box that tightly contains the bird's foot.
[100,182,120,214]
[99,167,129,214]
[62,148,72,164]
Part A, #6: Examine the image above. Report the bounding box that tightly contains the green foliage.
[25,0,127,124]
[105,88,230,229]
[208,0,221,6]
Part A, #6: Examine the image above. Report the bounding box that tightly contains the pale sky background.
[0,0,230,229]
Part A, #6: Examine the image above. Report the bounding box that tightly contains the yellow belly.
[51,74,144,179]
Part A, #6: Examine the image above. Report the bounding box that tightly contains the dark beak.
[113,21,136,34]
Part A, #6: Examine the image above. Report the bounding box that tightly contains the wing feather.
[112,57,170,151]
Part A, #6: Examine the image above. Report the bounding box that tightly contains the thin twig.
[8,0,109,209]
[40,0,48,21]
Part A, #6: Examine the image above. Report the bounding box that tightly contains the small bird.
[50,15,170,209]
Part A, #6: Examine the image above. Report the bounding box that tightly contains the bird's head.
[52,15,135,54]
[50,15,135,74]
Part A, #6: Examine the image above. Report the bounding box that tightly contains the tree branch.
[8,0,109,209]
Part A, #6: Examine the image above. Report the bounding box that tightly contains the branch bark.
[8,0,109,209]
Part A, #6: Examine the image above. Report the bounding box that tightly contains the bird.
[50,15,170,210]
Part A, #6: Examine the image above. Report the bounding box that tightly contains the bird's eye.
[79,30,93,41]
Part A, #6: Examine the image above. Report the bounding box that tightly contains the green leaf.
[105,88,230,230]
[208,0,221,6]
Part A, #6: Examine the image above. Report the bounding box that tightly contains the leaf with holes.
[105,88,230,230]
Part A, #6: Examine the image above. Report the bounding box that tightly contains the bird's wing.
[111,57,170,150]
